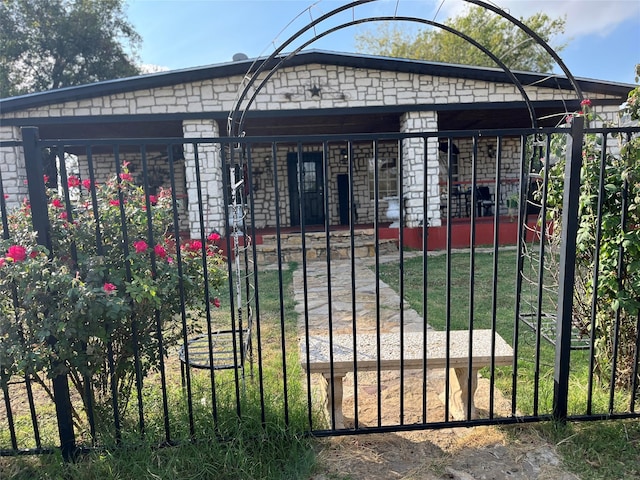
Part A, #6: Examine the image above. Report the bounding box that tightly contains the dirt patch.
[311,370,579,479]
[312,426,579,480]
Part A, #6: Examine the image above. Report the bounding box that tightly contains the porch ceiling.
[32,104,565,151]
[438,106,565,130]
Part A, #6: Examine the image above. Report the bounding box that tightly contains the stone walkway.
[293,252,427,336]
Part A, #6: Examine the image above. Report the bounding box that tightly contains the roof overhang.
[0,50,634,115]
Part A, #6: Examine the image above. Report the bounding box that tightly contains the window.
[368,157,398,199]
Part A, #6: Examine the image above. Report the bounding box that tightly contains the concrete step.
[255,229,398,264]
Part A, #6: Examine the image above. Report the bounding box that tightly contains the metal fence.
[1,122,639,459]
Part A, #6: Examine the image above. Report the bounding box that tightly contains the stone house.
[0,51,633,243]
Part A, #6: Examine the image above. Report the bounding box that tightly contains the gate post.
[21,127,76,460]
[553,116,585,422]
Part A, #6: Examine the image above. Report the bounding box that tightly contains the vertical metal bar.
[533,134,551,416]
[81,146,97,444]
[24,376,42,448]
[398,139,406,425]
[373,140,382,428]
[347,140,359,430]
[609,168,629,414]
[421,136,429,423]
[21,127,76,460]
[444,137,454,421]
[244,143,262,420]
[489,136,502,419]
[466,136,478,420]
[123,147,145,438]
[314,140,332,431]
[55,145,78,264]
[512,134,529,417]
[192,141,224,419]
[221,143,240,425]
[242,146,256,376]
[0,162,10,235]
[169,143,196,436]
[1,155,43,449]
[1,378,18,450]
[631,310,640,412]
[553,116,585,422]
[270,141,288,427]
[141,144,171,444]
[299,143,314,430]
[587,133,608,415]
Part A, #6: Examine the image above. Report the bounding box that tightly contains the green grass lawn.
[379,248,640,479]
[0,263,319,480]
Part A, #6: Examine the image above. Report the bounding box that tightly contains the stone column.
[399,111,440,227]
[182,119,224,238]
[0,125,28,210]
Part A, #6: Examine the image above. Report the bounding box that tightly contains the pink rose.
[211,297,221,308]
[52,198,64,208]
[183,241,202,252]
[154,244,167,259]
[120,173,134,182]
[6,245,27,262]
[82,179,93,190]
[103,283,117,294]
[208,232,221,242]
[149,195,158,205]
[67,176,80,188]
[109,199,120,206]
[133,240,148,254]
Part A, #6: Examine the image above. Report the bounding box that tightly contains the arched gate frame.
[224,0,614,434]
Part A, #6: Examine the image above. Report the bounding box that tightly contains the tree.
[0,0,141,97]
[355,6,566,72]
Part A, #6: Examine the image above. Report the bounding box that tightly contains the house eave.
[0,50,634,115]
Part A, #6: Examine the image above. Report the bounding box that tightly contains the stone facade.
[0,58,629,236]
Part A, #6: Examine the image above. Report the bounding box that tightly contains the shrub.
[0,165,226,414]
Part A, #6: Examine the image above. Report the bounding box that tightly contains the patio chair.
[475,186,495,217]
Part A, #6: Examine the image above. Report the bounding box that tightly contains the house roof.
[0,49,634,115]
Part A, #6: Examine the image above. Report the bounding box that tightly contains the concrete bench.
[300,329,513,428]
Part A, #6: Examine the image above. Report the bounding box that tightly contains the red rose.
[52,198,64,208]
[82,179,93,190]
[208,232,221,242]
[212,297,221,308]
[103,283,117,294]
[109,199,120,206]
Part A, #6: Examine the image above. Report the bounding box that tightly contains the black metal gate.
[1,121,639,458]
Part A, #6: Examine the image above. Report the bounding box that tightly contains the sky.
[126,0,640,85]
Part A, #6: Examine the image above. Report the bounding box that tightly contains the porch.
[225,214,539,263]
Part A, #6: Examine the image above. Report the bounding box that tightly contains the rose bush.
[534,68,640,388]
[0,165,226,412]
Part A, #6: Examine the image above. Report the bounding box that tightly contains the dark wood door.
[287,152,324,227]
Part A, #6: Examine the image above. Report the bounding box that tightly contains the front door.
[287,152,324,227]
